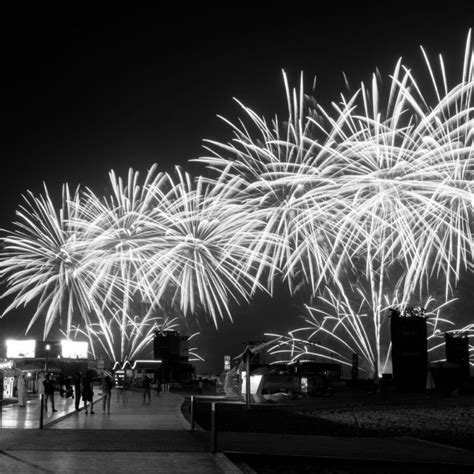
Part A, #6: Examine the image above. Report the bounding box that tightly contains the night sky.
[1,6,473,373]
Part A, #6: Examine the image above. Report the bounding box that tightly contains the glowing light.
[61,340,88,358]
[6,339,36,358]
[130,359,162,370]
[240,372,263,394]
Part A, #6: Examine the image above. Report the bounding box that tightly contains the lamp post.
[243,346,252,409]
[45,344,50,373]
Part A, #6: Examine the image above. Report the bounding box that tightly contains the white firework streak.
[0,184,104,338]
[0,33,472,371]
[71,166,169,359]
[320,32,473,372]
[141,167,270,327]
[265,295,456,375]
[196,72,344,294]
[200,32,473,375]
[64,314,183,362]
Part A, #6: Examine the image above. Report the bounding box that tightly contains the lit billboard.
[6,339,36,358]
[61,340,89,359]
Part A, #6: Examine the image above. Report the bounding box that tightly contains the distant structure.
[351,353,359,380]
[153,330,194,384]
[445,332,470,380]
[389,306,428,391]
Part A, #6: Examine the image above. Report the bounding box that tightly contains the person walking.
[43,374,57,412]
[17,372,27,407]
[37,371,46,399]
[82,372,95,414]
[101,375,113,414]
[143,375,151,404]
[73,372,82,411]
[122,377,130,403]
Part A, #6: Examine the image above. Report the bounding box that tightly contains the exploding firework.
[65,313,204,363]
[265,293,456,375]
[198,32,474,374]
[0,33,472,376]
[195,72,344,294]
[72,166,169,358]
[0,184,104,337]
[141,167,269,326]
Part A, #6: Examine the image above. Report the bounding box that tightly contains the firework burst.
[0,184,103,337]
[141,167,269,326]
[199,32,473,374]
[0,33,472,376]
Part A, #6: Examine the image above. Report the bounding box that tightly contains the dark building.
[390,307,428,391]
[445,332,470,380]
[153,331,194,384]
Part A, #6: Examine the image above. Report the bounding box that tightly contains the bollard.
[190,395,195,431]
[39,394,44,429]
[210,402,217,453]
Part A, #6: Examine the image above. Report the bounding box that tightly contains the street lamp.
[45,344,51,373]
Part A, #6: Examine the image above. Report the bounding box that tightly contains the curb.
[213,452,244,473]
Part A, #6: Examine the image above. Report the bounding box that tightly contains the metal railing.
[189,395,245,453]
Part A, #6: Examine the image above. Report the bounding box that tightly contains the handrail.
[188,395,245,453]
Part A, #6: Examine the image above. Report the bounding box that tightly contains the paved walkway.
[1,390,79,429]
[52,389,189,430]
[0,389,240,473]
[1,390,473,472]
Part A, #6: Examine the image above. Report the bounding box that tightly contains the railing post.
[210,402,217,453]
[190,395,195,431]
[39,394,44,429]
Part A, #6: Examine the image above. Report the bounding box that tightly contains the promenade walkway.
[0,389,238,473]
[1,389,79,429]
[1,389,473,472]
[51,388,189,430]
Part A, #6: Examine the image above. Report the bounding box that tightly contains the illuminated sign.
[61,340,88,359]
[240,371,263,394]
[0,360,14,369]
[4,375,14,398]
[6,339,36,358]
[224,355,231,371]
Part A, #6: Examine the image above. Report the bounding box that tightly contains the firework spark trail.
[319,34,473,372]
[65,314,204,362]
[265,295,457,374]
[72,166,170,359]
[0,33,472,373]
[198,32,473,374]
[0,184,105,338]
[142,167,270,327]
[196,71,346,295]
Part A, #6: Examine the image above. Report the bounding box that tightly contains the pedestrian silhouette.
[102,375,113,414]
[82,372,95,414]
[43,373,57,412]
[143,375,151,403]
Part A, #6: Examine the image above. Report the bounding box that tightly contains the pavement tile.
[0,451,226,473]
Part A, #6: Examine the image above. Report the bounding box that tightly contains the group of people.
[35,372,59,412]
[33,372,105,414]
[19,371,159,413]
[74,371,115,414]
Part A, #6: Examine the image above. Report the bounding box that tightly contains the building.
[153,330,195,384]
[1,338,92,398]
[390,306,428,391]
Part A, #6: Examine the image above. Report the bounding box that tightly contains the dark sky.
[1,6,473,373]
